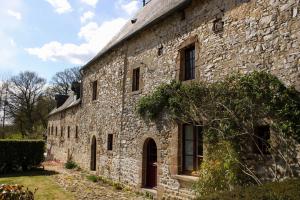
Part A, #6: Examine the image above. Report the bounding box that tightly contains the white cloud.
[120,0,139,16]
[80,11,95,23]
[26,18,127,65]
[7,9,22,20]
[0,32,18,69]
[80,0,98,7]
[10,39,16,47]
[45,0,72,14]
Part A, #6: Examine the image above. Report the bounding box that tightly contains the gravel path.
[44,161,146,200]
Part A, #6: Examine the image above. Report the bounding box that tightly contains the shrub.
[0,184,36,200]
[86,175,98,182]
[64,160,77,169]
[0,140,45,174]
[193,141,246,197]
[198,178,300,200]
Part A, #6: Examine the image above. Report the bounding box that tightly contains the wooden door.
[146,139,157,188]
[90,136,96,171]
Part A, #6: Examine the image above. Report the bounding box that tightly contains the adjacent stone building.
[47,0,300,199]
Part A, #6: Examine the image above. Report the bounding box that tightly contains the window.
[182,124,203,174]
[107,134,113,151]
[61,126,64,137]
[51,126,54,135]
[75,126,78,139]
[183,46,195,81]
[55,127,58,136]
[92,80,97,100]
[67,126,70,139]
[132,68,140,91]
[253,125,270,155]
[158,45,163,56]
[213,18,224,33]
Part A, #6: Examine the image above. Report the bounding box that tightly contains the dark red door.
[146,139,157,188]
[90,136,96,171]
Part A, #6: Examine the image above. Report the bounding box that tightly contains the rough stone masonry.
[47,0,300,199]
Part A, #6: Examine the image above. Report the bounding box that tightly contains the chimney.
[143,0,146,6]
[71,81,81,99]
[55,95,69,108]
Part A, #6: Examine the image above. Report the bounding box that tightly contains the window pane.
[92,81,97,100]
[184,156,194,171]
[197,127,203,157]
[184,46,195,81]
[184,125,193,140]
[132,68,140,91]
[184,141,194,155]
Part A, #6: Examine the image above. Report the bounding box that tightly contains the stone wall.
[48,0,300,199]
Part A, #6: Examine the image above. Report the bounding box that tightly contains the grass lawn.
[0,170,74,200]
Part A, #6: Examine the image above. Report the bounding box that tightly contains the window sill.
[181,79,196,84]
[173,175,199,183]
[107,150,113,156]
[131,90,142,96]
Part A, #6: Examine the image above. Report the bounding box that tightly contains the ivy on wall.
[137,71,300,142]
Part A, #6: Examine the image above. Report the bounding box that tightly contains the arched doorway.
[90,136,96,171]
[143,138,157,188]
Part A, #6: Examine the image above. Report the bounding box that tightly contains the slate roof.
[49,93,81,116]
[82,0,191,69]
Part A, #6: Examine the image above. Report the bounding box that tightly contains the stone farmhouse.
[47,0,300,199]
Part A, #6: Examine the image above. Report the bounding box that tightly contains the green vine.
[137,71,300,141]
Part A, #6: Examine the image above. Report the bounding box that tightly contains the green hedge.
[198,178,300,200]
[0,140,45,174]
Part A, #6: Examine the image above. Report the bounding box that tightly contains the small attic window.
[158,45,163,56]
[213,18,224,33]
[131,18,137,24]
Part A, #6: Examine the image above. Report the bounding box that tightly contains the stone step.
[141,188,157,200]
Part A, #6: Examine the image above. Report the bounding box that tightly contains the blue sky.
[0,0,141,81]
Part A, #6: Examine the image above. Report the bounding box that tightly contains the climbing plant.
[137,71,300,196]
[137,71,300,141]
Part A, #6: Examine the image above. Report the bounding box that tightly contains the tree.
[7,71,46,137]
[0,74,11,138]
[34,87,56,129]
[51,67,81,95]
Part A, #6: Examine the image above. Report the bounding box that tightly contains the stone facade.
[47,0,300,199]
